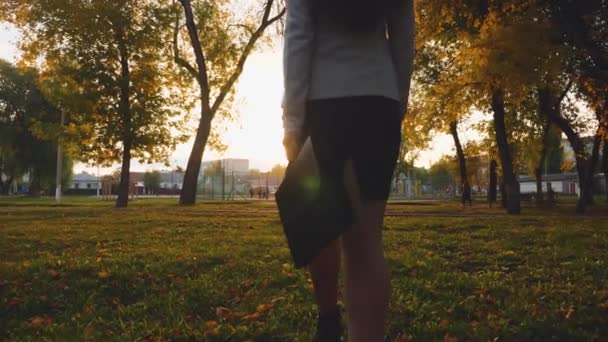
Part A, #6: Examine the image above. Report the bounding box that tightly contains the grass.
[1,196,608,341]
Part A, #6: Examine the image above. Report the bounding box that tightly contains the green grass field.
[1,197,608,341]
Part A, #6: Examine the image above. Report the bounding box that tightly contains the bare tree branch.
[210,0,285,117]
[173,15,198,82]
[230,23,255,36]
[558,79,573,105]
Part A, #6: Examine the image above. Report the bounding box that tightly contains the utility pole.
[221,160,226,200]
[55,110,66,203]
[231,171,235,201]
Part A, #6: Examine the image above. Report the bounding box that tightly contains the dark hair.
[311,0,398,32]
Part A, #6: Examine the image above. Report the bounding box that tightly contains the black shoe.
[313,309,343,342]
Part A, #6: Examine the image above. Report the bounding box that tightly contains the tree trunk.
[577,132,601,213]
[115,28,133,208]
[178,0,213,206]
[449,121,471,206]
[116,138,132,207]
[180,106,213,205]
[534,122,552,205]
[539,86,593,213]
[499,178,507,208]
[488,159,497,207]
[176,0,284,205]
[603,139,608,202]
[491,89,521,214]
[28,168,41,197]
[0,175,14,195]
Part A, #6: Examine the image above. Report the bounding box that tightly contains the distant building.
[519,173,606,196]
[68,172,101,195]
[201,159,249,175]
[158,170,184,195]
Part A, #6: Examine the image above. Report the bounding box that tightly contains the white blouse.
[282,0,415,133]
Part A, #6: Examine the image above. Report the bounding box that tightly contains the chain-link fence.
[197,171,283,200]
[196,169,465,201]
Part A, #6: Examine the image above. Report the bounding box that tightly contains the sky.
[0,23,477,175]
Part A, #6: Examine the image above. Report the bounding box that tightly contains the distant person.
[282,0,415,340]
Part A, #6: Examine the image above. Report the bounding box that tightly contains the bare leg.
[342,200,390,342]
[309,239,341,315]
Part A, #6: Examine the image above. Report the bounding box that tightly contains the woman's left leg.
[309,239,341,315]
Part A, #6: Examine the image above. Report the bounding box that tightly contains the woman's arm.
[387,0,415,116]
[282,0,315,135]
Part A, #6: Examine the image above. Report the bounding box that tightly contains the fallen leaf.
[564,306,575,320]
[97,271,110,279]
[30,316,53,328]
[7,297,22,308]
[270,296,286,303]
[261,277,270,288]
[444,333,458,342]
[206,320,218,328]
[242,312,261,320]
[231,311,246,319]
[48,269,60,279]
[394,334,411,342]
[439,319,449,329]
[256,303,273,313]
[216,306,232,320]
[96,257,103,263]
[83,304,95,316]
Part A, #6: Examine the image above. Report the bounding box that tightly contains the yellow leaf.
[256,303,273,313]
[97,271,110,279]
[242,312,261,321]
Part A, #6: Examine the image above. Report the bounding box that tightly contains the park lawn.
[1,198,608,341]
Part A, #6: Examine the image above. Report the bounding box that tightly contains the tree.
[0,59,71,195]
[541,0,608,213]
[449,121,472,204]
[4,0,191,207]
[144,170,162,195]
[429,157,454,193]
[603,140,608,202]
[203,160,223,177]
[269,164,286,178]
[174,0,285,205]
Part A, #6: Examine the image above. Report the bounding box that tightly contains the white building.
[160,171,184,190]
[70,172,101,194]
[519,173,580,195]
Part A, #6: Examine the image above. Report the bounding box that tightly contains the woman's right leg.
[341,200,390,342]
[340,96,400,341]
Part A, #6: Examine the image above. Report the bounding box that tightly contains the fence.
[196,170,463,201]
[198,171,283,200]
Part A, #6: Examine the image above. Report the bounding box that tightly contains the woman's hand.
[283,130,305,162]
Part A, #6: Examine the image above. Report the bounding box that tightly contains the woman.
[282,0,415,340]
